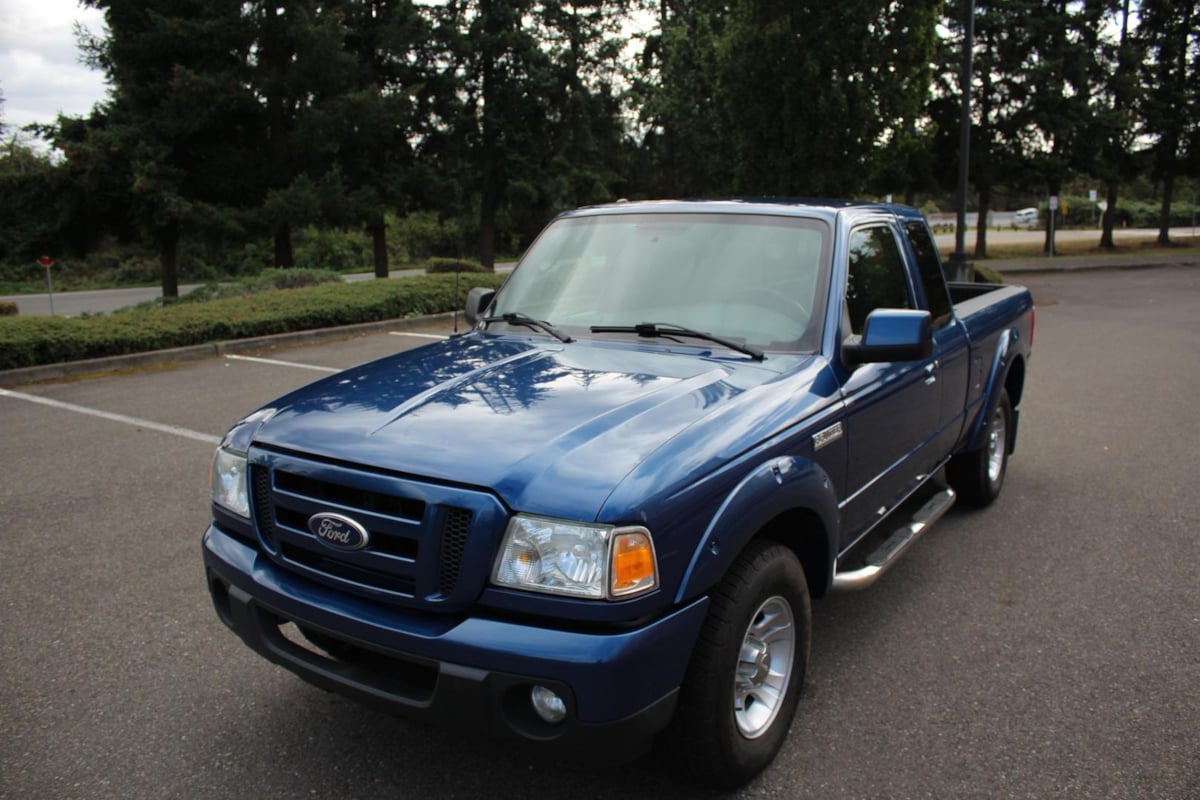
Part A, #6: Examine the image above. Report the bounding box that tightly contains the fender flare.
[674,455,841,604]
[966,328,1022,451]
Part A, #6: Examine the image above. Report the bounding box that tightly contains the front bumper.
[203,524,708,758]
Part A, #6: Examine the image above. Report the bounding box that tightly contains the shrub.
[0,301,17,316]
[0,273,506,371]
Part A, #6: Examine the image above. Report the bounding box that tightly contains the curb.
[0,312,458,388]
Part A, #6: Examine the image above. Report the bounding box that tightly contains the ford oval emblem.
[308,512,370,551]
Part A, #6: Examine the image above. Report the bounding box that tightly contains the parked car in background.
[1012,208,1039,229]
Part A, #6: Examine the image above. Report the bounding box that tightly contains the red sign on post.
[38,255,55,267]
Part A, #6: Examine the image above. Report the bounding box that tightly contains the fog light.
[530,685,567,724]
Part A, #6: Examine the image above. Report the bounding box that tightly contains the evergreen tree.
[635,1,731,196]
[937,0,1049,258]
[643,0,942,198]
[429,0,631,268]
[334,0,430,277]
[77,0,260,296]
[247,0,361,268]
[1137,0,1199,244]
[1006,0,1109,253]
[1095,0,1141,249]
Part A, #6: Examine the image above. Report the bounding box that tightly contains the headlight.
[211,447,250,518]
[491,515,658,600]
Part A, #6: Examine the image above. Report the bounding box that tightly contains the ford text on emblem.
[308,513,370,551]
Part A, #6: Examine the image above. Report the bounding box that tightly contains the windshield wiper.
[590,322,764,361]
[482,312,574,343]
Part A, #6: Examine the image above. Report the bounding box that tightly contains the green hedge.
[0,273,506,371]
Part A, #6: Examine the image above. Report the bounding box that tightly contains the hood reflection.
[254,334,810,520]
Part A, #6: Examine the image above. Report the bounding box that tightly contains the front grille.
[274,471,425,521]
[274,506,419,560]
[247,450,505,611]
[251,466,277,551]
[281,544,417,595]
[438,508,473,595]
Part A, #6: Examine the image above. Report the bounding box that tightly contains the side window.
[845,225,911,336]
[905,221,953,328]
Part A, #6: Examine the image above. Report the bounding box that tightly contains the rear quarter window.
[904,221,953,328]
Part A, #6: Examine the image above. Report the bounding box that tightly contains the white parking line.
[223,354,340,373]
[0,388,222,445]
[388,332,449,340]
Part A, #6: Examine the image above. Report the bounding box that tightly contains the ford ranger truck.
[203,200,1033,787]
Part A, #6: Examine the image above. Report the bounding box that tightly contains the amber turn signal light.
[610,529,658,597]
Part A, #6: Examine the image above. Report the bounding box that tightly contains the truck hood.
[251,335,819,520]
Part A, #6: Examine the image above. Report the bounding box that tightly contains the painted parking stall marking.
[223,354,340,373]
[388,332,449,340]
[1,333,451,446]
[0,388,221,445]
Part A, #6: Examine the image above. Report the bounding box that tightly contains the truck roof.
[559,198,926,226]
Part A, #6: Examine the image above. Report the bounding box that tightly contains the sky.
[0,0,108,132]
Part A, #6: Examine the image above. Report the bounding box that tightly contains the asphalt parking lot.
[2,268,1198,799]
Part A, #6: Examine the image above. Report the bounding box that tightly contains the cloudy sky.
[1,0,108,130]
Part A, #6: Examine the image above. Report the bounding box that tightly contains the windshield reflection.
[493,212,832,352]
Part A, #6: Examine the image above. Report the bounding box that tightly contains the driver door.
[838,223,942,546]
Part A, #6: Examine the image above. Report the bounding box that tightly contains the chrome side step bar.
[831,487,957,592]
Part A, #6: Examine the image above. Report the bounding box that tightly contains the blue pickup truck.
[203,200,1034,786]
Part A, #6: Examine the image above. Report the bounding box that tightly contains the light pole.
[949,0,976,282]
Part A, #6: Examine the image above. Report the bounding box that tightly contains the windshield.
[491,212,832,353]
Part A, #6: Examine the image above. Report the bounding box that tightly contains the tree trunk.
[1100,0,1130,252]
[370,219,388,278]
[159,223,179,298]
[1043,180,1060,255]
[973,185,990,259]
[274,225,294,268]
[1100,180,1118,249]
[1158,170,1174,245]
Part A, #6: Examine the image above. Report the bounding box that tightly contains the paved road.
[2,268,1198,798]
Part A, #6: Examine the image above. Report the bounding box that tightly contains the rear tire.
[947,388,1012,507]
[668,540,811,788]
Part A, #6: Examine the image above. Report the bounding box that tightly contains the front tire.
[947,388,1012,507]
[668,540,811,788]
